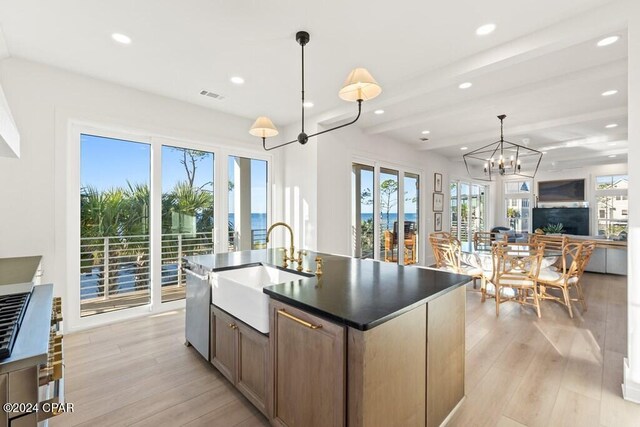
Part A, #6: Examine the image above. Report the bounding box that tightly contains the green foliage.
[380,179,398,230]
[543,223,565,234]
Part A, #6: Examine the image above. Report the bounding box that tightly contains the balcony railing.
[81,229,267,317]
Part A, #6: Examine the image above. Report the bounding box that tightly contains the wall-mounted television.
[538,179,585,202]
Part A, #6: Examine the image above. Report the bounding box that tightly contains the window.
[352,163,375,259]
[450,180,489,243]
[352,163,420,265]
[80,134,151,316]
[77,129,271,323]
[504,180,531,232]
[161,146,214,302]
[596,174,628,237]
[227,156,269,251]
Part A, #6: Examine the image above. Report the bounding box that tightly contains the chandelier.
[249,31,382,151]
[463,115,543,181]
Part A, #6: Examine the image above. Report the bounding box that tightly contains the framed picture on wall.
[434,173,443,193]
[433,192,444,212]
[434,212,442,232]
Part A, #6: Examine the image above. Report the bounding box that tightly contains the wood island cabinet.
[269,300,346,427]
[210,306,270,417]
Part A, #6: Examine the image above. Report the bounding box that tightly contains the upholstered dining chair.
[487,242,545,317]
[429,233,483,288]
[537,241,595,318]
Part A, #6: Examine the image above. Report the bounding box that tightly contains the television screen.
[538,179,585,202]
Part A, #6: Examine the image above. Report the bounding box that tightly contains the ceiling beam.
[319,1,628,129]
[421,106,627,151]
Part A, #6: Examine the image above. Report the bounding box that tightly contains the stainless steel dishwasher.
[184,263,211,360]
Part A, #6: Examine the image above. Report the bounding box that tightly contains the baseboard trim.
[622,358,640,404]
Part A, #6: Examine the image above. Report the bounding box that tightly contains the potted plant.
[543,223,565,235]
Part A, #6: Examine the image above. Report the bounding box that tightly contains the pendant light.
[463,115,543,181]
[249,31,382,151]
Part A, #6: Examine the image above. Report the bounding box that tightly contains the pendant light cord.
[301,41,305,133]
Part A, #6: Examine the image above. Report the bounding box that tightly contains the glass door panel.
[459,183,470,245]
[160,146,214,303]
[404,173,419,265]
[80,134,151,317]
[379,168,399,263]
[450,182,459,239]
[352,163,375,259]
[228,156,268,251]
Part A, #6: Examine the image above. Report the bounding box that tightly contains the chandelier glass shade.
[463,115,543,182]
[250,31,381,151]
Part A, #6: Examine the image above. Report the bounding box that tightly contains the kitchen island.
[185,249,470,427]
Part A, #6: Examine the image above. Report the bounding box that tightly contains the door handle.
[277,309,322,330]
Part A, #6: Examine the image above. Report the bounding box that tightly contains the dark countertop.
[0,256,42,286]
[186,249,470,331]
[0,284,53,373]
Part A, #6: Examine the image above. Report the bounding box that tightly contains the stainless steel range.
[0,291,31,359]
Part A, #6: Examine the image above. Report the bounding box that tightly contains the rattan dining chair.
[537,241,595,318]
[529,234,568,269]
[472,231,507,250]
[487,242,545,317]
[429,233,483,288]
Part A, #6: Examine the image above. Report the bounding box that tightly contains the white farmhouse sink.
[211,265,310,333]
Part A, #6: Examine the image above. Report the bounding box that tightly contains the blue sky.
[80,134,267,213]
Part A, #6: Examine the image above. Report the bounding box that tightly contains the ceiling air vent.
[200,90,226,101]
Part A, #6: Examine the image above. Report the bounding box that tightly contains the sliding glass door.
[450,180,488,245]
[352,162,420,265]
[80,134,151,316]
[78,130,270,320]
[160,146,214,302]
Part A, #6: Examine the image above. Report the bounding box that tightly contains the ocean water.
[360,213,418,231]
[228,213,267,231]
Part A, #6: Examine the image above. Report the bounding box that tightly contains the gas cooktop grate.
[0,292,31,359]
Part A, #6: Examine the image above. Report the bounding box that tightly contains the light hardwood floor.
[52,272,638,426]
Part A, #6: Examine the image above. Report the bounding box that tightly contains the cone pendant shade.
[249,116,279,138]
[338,68,382,102]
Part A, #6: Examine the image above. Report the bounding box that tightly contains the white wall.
[0,58,282,328]
[0,82,19,157]
[299,125,458,265]
[624,0,640,402]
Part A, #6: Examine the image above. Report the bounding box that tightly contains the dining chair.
[529,234,568,269]
[537,241,596,318]
[473,231,507,250]
[487,242,545,317]
[383,230,396,262]
[429,233,483,288]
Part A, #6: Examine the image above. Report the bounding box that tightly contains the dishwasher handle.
[183,267,209,281]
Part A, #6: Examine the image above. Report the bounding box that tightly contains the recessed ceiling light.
[111,33,132,45]
[608,154,617,158]
[460,146,468,151]
[602,89,618,96]
[230,76,245,85]
[302,101,314,108]
[476,24,496,36]
[605,123,618,128]
[597,36,619,47]
[421,130,431,135]
[459,82,473,89]
[374,109,385,115]
[608,142,617,146]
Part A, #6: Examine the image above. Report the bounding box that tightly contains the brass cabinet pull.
[277,309,322,330]
[228,323,237,330]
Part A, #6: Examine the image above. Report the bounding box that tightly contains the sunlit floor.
[450,272,639,427]
[53,273,637,427]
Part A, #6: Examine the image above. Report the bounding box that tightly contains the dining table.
[460,242,563,272]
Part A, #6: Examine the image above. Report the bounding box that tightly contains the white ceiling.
[0,0,629,170]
